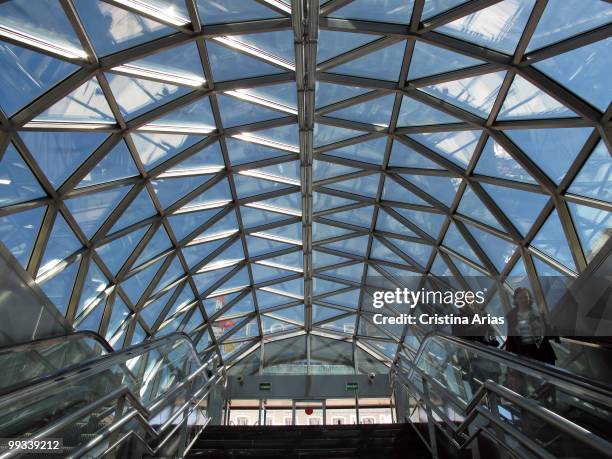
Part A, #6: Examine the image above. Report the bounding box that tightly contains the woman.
[505,287,557,365]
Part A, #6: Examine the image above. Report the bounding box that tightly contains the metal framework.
[0,0,610,372]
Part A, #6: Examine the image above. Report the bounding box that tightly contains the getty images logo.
[372,288,487,309]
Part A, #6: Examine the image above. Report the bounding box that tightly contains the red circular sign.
[305,407,313,415]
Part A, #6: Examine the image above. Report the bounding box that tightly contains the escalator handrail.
[0,330,114,355]
[0,332,207,406]
[408,333,612,405]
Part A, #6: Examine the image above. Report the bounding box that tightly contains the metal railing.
[0,332,225,458]
[393,334,612,459]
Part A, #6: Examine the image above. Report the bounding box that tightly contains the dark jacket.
[505,308,557,365]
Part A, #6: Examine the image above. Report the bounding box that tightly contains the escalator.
[393,334,612,459]
[0,332,224,458]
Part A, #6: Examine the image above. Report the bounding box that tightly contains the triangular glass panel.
[474,137,536,184]
[77,261,109,316]
[154,257,185,293]
[376,210,418,237]
[370,238,402,263]
[261,316,298,335]
[96,226,149,275]
[145,96,215,131]
[407,40,484,80]
[532,256,572,310]
[110,188,157,234]
[191,211,238,243]
[167,141,224,174]
[245,124,299,149]
[76,299,105,332]
[217,94,286,128]
[246,235,295,257]
[249,193,301,215]
[312,305,346,323]
[204,291,244,318]
[319,314,356,334]
[261,251,303,271]
[254,221,302,243]
[448,254,494,292]
[65,186,130,238]
[133,226,172,267]
[196,0,282,25]
[321,262,364,283]
[436,0,536,54]
[121,257,164,305]
[241,205,293,229]
[0,43,77,116]
[318,29,380,63]
[397,97,462,126]
[39,213,81,275]
[234,174,291,198]
[265,304,304,325]
[313,192,357,212]
[140,287,174,328]
[327,40,407,81]
[105,296,131,341]
[422,0,468,20]
[0,0,84,54]
[193,266,233,294]
[400,174,461,207]
[388,140,444,169]
[327,174,380,198]
[151,174,214,209]
[313,159,360,181]
[498,75,577,120]
[0,143,45,206]
[420,72,505,119]
[312,222,354,241]
[232,30,294,62]
[331,0,414,24]
[73,0,173,56]
[314,124,364,147]
[382,177,429,206]
[183,237,229,268]
[313,278,349,296]
[38,259,80,315]
[183,179,232,210]
[442,223,480,264]
[206,40,284,82]
[234,82,297,111]
[430,253,463,289]
[212,266,250,295]
[321,235,370,256]
[202,239,245,270]
[394,208,446,239]
[107,73,189,120]
[122,42,205,85]
[482,183,549,236]
[131,132,204,171]
[20,131,108,189]
[315,82,370,109]
[568,203,611,262]
[457,187,503,231]
[130,322,147,345]
[325,137,387,165]
[387,238,433,266]
[313,250,352,269]
[0,206,46,268]
[409,130,480,168]
[168,207,223,241]
[569,141,611,203]
[327,94,395,127]
[326,205,375,228]
[77,140,139,188]
[534,37,611,111]
[527,0,612,52]
[252,263,295,284]
[319,289,361,309]
[506,128,591,185]
[226,137,293,166]
[256,289,295,310]
[34,78,114,123]
[532,210,576,270]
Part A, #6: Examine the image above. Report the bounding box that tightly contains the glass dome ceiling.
[0,0,610,372]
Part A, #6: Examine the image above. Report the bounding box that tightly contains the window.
[308,417,322,425]
[237,416,249,426]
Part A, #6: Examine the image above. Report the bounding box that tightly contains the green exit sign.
[259,382,271,391]
[346,382,358,391]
